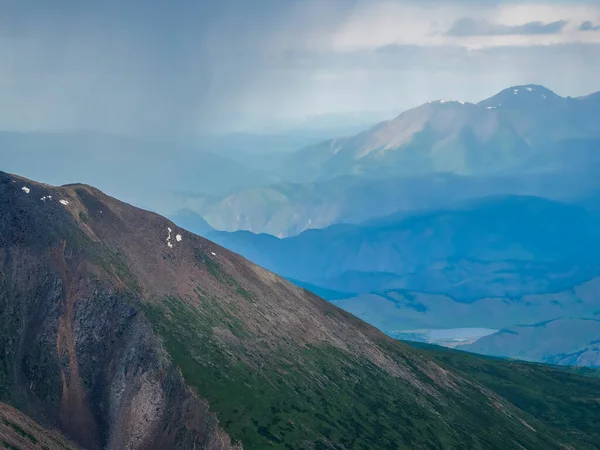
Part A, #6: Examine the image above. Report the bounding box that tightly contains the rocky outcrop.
[0,172,236,449]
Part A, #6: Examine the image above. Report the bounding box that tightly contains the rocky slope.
[0,402,78,450]
[3,170,600,449]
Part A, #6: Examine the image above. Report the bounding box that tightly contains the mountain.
[284,85,600,182]
[209,195,600,298]
[190,85,600,236]
[197,170,600,236]
[458,318,600,368]
[5,171,600,448]
[547,343,600,367]
[209,195,600,334]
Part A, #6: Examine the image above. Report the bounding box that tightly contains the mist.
[1,0,599,140]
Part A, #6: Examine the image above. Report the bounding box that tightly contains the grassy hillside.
[409,342,600,448]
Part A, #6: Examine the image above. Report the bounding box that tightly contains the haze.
[2,0,600,139]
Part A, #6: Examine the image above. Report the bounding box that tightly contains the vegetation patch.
[1,418,38,444]
[194,248,254,300]
[409,342,600,448]
[143,296,566,450]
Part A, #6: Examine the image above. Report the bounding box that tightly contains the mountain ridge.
[282,84,600,182]
[5,170,600,448]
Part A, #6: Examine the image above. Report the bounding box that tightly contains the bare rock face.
[0,172,236,449]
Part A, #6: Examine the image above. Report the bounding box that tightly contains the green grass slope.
[409,342,600,448]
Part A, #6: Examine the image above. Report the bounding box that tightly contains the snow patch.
[166,227,173,248]
[176,234,182,242]
[59,200,69,205]
[486,106,496,109]
[526,87,534,92]
[22,186,30,194]
[439,100,447,104]
[211,251,217,256]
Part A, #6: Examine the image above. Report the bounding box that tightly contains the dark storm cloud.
[0,0,598,136]
[446,18,569,36]
[0,0,318,136]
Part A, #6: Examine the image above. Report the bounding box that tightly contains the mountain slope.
[284,85,600,182]
[4,171,600,449]
[408,342,600,448]
[0,402,79,450]
[192,85,600,236]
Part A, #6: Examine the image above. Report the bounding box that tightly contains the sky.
[1,0,600,137]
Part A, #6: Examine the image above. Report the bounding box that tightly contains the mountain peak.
[430,99,471,106]
[478,84,561,108]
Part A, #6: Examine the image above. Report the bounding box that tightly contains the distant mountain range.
[7,171,600,448]
[205,195,600,337]
[192,84,600,236]
[209,195,600,296]
[3,85,598,238]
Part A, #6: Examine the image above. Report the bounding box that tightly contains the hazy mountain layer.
[285,85,600,182]
[209,195,600,298]
[331,277,600,331]
[193,85,600,236]
[458,318,600,368]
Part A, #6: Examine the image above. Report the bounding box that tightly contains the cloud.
[580,21,600,31]
[447,18,568,37]
[1,0,600,136]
